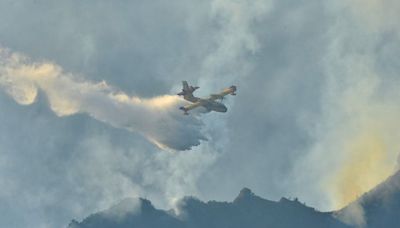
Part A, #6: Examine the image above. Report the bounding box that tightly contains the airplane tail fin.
[182,81,189,91]
[177,81,199,97]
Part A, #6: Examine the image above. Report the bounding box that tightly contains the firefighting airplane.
[177,81,237,115]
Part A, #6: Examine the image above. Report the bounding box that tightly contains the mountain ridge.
[68,170,400,228]
[68,187,349,228]
[337,170,400,227]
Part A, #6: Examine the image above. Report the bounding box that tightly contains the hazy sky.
[1,0,400,227]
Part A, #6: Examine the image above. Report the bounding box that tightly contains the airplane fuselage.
[200,100,227,113]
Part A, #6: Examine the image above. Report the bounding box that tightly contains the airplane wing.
[179,101,203,115]
[209,86,237,101]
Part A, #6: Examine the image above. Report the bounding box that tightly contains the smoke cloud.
[199,0,272,90]
[0,0,273,226]
[292,1,400,225]
[322,0,400,210]
[335,202,366,227]
[0,47,206,151]
[5,0,400,227]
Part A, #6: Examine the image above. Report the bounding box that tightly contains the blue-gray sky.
[1,0,400,227]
